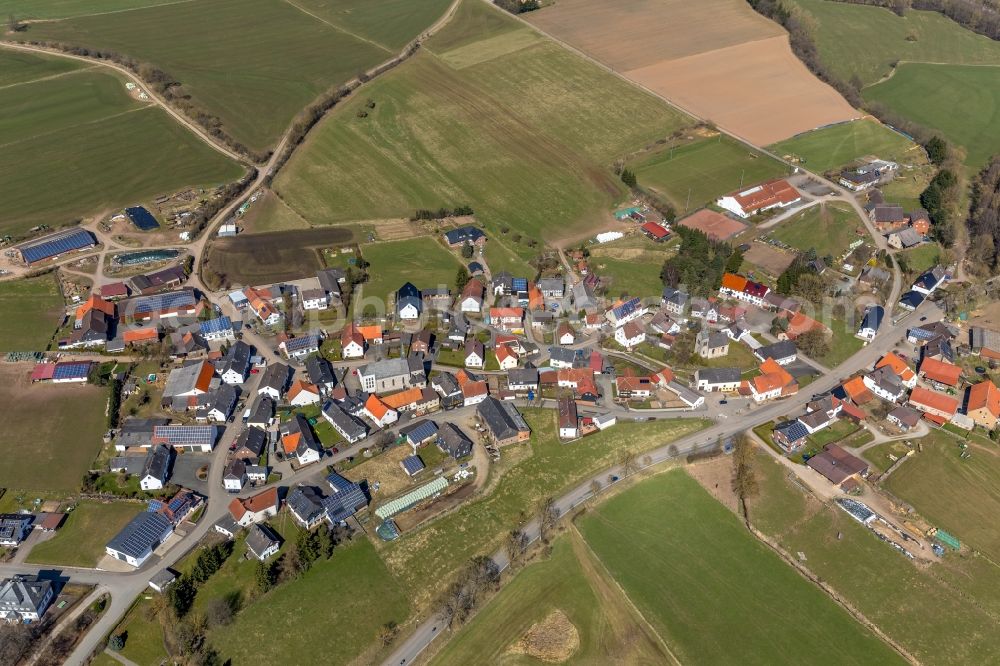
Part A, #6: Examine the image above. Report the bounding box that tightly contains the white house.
[695,368,742,393]
[288,381,321,407]
[863,367,906,402]
[496,345,518,370]
[558,397,578,440]
[223,459,248,492]
[364,395,399,428]
[465,340,484,369]
[301,288,329,311]
[138,445,170,491]
[341,324,366,359]
[229,488,280,526]
[614,321,646,349]
[856,306,884,342]
[0,576,55,623]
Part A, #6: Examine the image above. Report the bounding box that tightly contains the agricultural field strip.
[0,63,97,90]
[279,0,393,53]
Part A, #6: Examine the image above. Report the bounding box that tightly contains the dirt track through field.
[527,0,858,145]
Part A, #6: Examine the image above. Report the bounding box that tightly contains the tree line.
[968,155,1000,270]
[831,0,1000,41]
[659,226,738,297]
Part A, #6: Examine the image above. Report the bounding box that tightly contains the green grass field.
[113,597,170,666]
[380,410,710,607]
[819,316,865,368]
[292,0,453,50]
[0,0,170,20]
[769,118,918,173]
[0,364,109,492]
[899,242,941,275]
[769,203,862,259]
[360,236,465,305]
[24,0,440,151]
[750,451,1000,664]
[210,537,410,665]
[431,534,669,664]
[579,469,903,665]
[0,274,64,352]
[26,501,139,566]
[0,50,243,235]
[632,134,788,214]
[791,0,1000,86]
[588,236,675,299]
[884,431,1000,559]
[0,48,80,85]
[864,63,1000,168]
[275,0,689,256]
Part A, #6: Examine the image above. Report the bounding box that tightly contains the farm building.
[716,179,801,218]
[125,206,160,231]
[17,228,96,265]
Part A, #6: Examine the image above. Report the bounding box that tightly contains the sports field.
[633,134,788,213]
[527,0,858,145]
[379,410,710,607]
[750,451,1000,664]
[769,203,863,259]
[24,0,447,151]
[0,364,109,492]
[770,118,919,173]
[884,431,1000,560]
[579,469,903,665]
[360,236,465,305]
[431,534,669,664]
[0,274,65,352]
[210,537,410,665]
[26,501,138,566]
[791,0,1000,86]
[274,0,689,255]
[0,49,243,235]
[864,63,1000,168]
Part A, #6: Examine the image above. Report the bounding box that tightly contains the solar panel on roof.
[52,362,91,380]
[200,316,232,335]
[19,229,95,264]
[402,455,425,475]
[125,206,160,231]
[612,297,641,319]
[406,421,438,444]
[132,291,196,315]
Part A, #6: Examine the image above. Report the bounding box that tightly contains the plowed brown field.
[527,0,858,145]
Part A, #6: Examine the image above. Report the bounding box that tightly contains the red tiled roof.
[720,273,748,292]
[75,295,115,321]
[365,394,391,420]
[123,327,159,344]
[842,376,873,404]
[968,380,1000,418]
[909,387,959,416]
[382,387,423,409]
[919,357,961,386]
[287,380,318,401]
[640,221,669,239]
[876,353,915,382]
[729,179,799,213]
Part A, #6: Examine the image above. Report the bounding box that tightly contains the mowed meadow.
[23,0,453,152]
[0,49,243,235]
[785,0,1000,168]
[864,63,1000,168]
[274,0,691,256]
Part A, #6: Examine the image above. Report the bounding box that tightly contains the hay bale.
[507,609,580,663]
